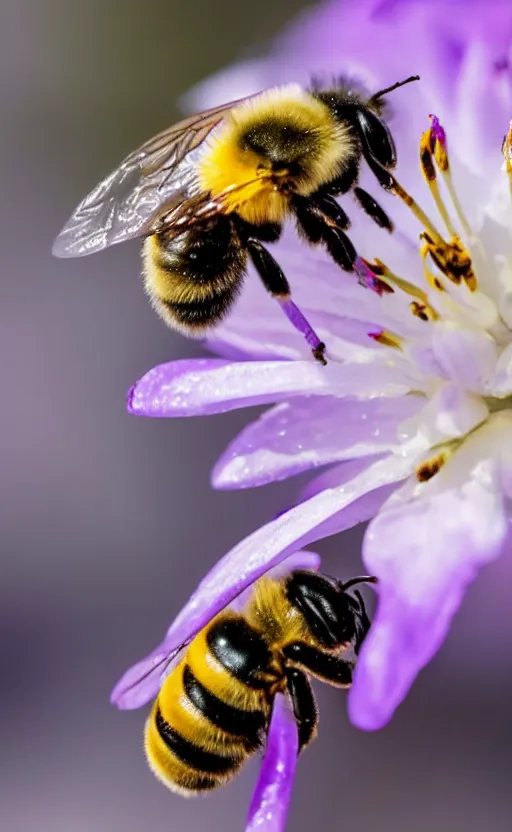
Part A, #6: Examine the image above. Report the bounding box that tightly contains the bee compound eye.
[356,108,397,169]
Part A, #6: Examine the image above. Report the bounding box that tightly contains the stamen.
[364,257,439,318]
[502,120,512,194]
[368,330,403,350]
[420,129,457,237]
[388,172,445,243]
[429,115,472,237]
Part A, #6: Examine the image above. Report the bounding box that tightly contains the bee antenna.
[339,575,378,592]
[370,75,420,104]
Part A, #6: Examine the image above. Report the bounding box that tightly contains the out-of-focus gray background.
[1,1,511,830]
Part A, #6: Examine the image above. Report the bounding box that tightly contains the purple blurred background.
[2,1,511,830]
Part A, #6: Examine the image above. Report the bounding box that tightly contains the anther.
[428,115,472,237]
[410,300,437,321]
[502,120,512,194]
[420,128,457,237]
[368,330,403,350]
[421,232,476,291]
[428,116,449,172]
[416,451,448,482]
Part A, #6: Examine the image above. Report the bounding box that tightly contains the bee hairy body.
[55,75,418,358]
[143,215,247,334]
[145,571,374,796]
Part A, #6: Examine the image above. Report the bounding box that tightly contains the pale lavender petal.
[246,693,298,832]
[110,648,173,710]
[112,454,412,709]
[213,396,422,489]
[129,358,415,418]
[349,458,508,730]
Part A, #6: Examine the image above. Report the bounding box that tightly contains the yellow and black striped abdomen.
[142,215,247,336]
[145,613,274,796]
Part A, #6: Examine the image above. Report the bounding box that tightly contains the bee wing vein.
[53,95,253,258]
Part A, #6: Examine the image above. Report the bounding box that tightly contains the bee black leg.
[353,187,393,231]
[292,194,357,273]
[245,239,327,365]
[285,667,318,752]
[282,642,354,688]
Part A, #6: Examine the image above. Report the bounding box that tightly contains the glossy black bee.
[145,570,376,795]
[53,76,418,362]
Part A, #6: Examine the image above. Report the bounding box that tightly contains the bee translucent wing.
[52,97,251,258]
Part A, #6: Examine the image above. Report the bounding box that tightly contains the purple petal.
[112,550,320,709]
[128,358,414,418]
[110,648,174,710]
[112,454,411,709]
[246,693,298,832]
[349,459,508,730]
[213,396,421,489]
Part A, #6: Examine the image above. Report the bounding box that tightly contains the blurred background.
[1,1,511,830]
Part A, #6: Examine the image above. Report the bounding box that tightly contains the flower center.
[356,115,512,482]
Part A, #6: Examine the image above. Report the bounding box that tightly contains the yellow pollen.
[421,232,477,291]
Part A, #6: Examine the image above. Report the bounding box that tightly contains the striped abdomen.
[142,215,247,335]
[145,614,274,795]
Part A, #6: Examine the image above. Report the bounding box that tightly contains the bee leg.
[245,239,327,365]
[353,187,393,231]
[282,642,354,688]
[292,194,357,272]
[284,667,318,752]
[322,161,360,197]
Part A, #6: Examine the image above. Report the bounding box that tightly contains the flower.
[125,0,512,729]
[112,551,324,832]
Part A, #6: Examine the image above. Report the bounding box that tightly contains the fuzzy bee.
[144,570,376,795]
[53,76,418,362]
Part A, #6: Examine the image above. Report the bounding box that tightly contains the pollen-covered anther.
[415,451,448,482]
[420,232,477,291]
[368,329,403,349]
[410,300,437,321]
[502,120,512,187]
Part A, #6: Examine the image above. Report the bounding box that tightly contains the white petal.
[431,320,499,394]
[213,395,422,489]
